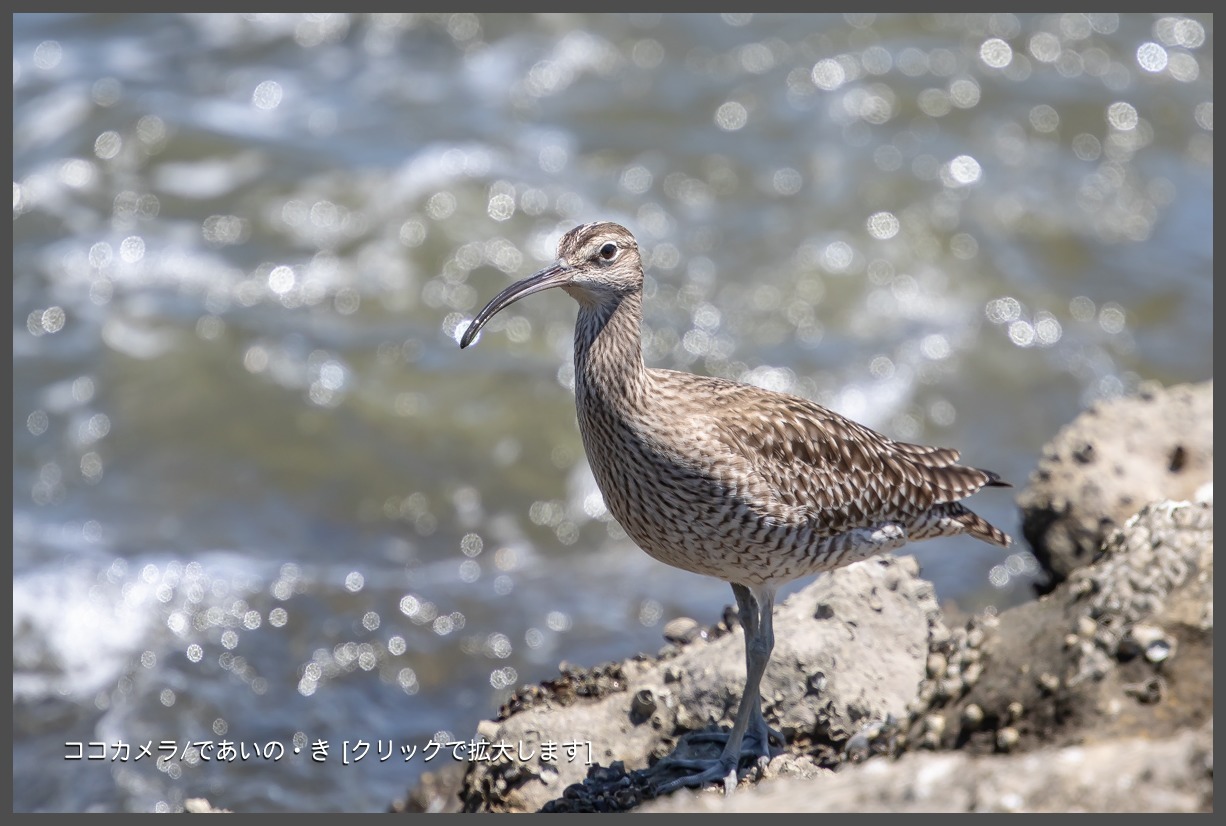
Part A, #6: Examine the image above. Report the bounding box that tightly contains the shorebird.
[459,222,1010,795]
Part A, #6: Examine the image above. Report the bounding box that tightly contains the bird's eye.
[599,242,617,261]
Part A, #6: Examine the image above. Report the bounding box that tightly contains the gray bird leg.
[651,583,778,796]
[685,583,785,756]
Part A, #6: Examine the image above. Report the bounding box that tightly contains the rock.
[638,720,1213,813]
[392,762,465,813]
[1017,380,1211,587]
[908,500,1212,756]
[661,617,705,645]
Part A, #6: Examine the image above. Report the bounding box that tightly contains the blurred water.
[11,13,1212,812]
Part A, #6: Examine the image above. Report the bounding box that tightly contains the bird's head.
[459,222,641,348]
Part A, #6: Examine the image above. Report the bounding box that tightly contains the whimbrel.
[460,222,1010,795]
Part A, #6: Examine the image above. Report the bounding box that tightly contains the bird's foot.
[648,753,745,797]
[644,725,781,797]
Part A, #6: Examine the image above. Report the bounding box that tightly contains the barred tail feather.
[952,504,1011,547]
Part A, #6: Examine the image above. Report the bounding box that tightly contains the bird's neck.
[573,291,649,412]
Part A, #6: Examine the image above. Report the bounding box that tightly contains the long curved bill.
[459,262,573,348]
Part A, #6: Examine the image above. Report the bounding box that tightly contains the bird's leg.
[745,589,783,756]
[684,584,785,757]
[650,583,778,796]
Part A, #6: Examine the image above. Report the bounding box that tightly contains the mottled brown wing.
[687,376,995,533]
